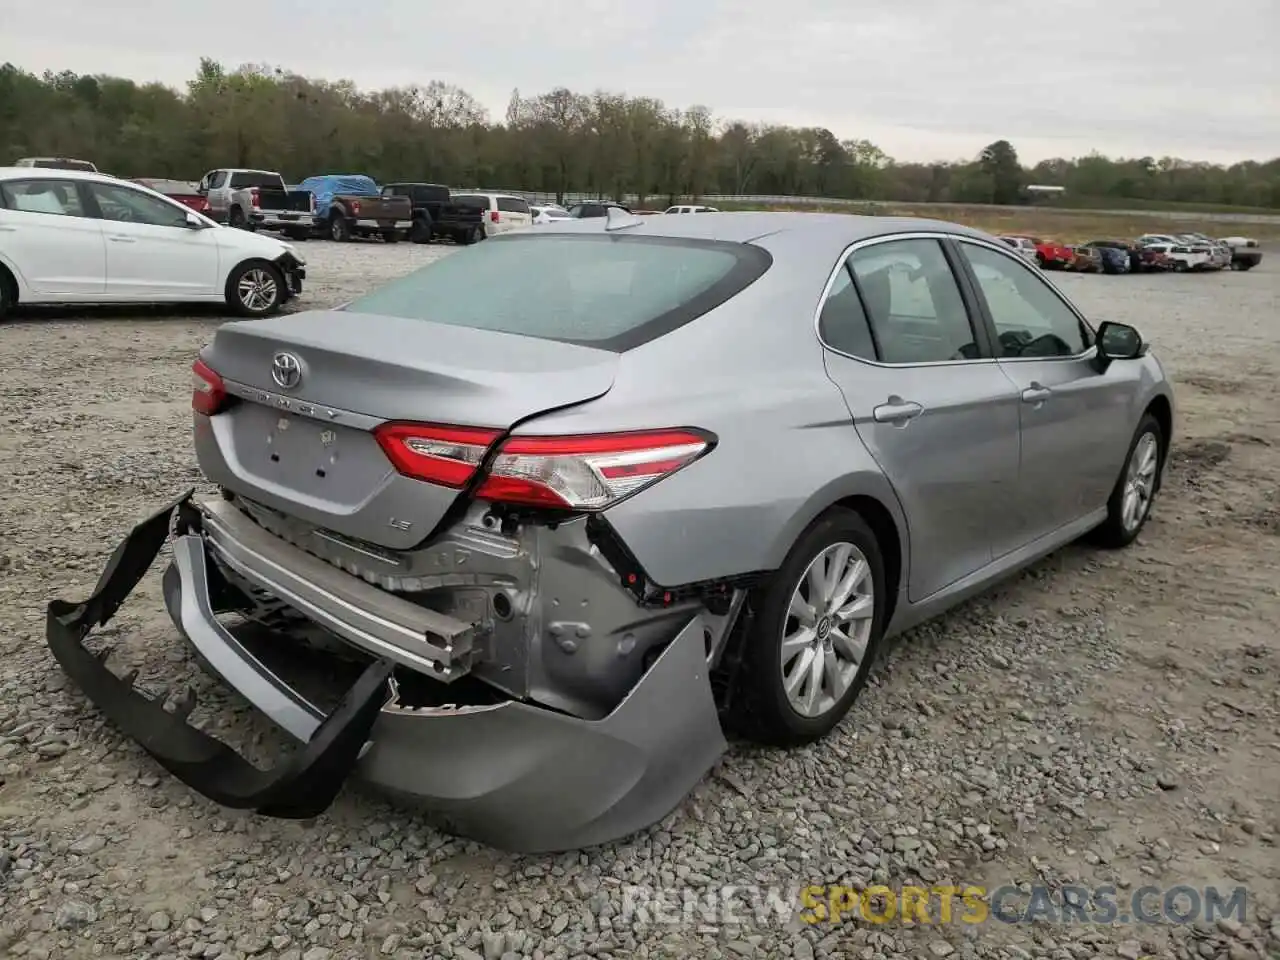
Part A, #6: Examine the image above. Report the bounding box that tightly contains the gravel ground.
[0,240,1277,960]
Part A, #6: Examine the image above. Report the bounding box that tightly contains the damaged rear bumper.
[44,493,728,853]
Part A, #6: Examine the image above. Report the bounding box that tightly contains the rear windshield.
[451,194,490,209]
[343,234,772,351]
[139,179,197,194]
[31,159,96,171]
[229,171,283,189]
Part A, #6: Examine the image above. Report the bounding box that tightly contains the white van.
[663,204,719,214]
[450,193,534,236]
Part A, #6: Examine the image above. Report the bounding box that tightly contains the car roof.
[0,167,119,184]
[533,210,1002,253]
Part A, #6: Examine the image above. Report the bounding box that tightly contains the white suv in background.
[663,204,720,214]
[449,193,534,236]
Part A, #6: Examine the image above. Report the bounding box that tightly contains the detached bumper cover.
[44,493,728,852]
[45,490,393,819]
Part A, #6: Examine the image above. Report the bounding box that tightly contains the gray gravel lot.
[0,240,1277,960]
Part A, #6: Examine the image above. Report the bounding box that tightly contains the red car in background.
[131,178,212,216]
[1028,237,1074,270]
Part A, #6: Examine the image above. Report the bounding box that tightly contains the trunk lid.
[197,311,618,549]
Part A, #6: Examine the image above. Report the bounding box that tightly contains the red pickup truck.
[1028,238,1074,270]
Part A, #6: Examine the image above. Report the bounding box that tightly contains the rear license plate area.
[230,403,390,504]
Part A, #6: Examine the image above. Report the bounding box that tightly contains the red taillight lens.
[490,210,500,223]
[373,422,502,488]
[192,358,227,416]
[350,199,362,215]
[249,187,260,209]
[475,429,712,510]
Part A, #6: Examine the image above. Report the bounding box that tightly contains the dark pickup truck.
[381,182,486,244]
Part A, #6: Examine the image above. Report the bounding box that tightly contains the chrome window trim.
[813,231,998,369]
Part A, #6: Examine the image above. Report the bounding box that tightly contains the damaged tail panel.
[44,494,729,853]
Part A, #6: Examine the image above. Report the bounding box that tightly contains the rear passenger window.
[847,239,978,364]
[818,266,877,361]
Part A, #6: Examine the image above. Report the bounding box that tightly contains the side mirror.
[1093,321,1144,371]
[184,212,207,230]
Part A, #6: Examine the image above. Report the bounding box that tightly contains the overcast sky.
[3,0,1277,165]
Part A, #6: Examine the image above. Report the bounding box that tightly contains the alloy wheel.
[237,269,278,314]
[779,542,875,718]
[1121,431,1159,533]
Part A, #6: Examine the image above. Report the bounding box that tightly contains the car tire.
[0,267,15,322]
[410,217,433,244]
[330,216,352,242]
[730,508,887,748]
[226,261,285,318]
[228,207,249,230]
[382,230,401,243]
[1089,413,1163,550]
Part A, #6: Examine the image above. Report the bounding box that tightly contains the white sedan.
[530,203,574,225]
[0,167,306,321]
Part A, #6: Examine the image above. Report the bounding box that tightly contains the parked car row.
[998,232,1263,274]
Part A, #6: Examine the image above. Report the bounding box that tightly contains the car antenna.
[604,206,644,232]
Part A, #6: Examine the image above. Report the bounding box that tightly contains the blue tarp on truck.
[295,175,380,218]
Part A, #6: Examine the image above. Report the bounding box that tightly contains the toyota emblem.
[271,352,302,390]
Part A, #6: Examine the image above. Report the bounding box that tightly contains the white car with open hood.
[0,167,307,320]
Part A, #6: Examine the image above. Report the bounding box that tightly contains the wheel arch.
[769,474,910,632]
[1142,392,1173,492]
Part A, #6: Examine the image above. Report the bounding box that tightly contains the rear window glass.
[229,171,283,189]
[496,196,529,214]
[343,234,772,352]
[31,159,96,171]
[138,179,197,195]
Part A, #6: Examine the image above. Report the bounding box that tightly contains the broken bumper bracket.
[44,489,393,819]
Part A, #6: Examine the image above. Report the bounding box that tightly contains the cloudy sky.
[3,0,1276,165]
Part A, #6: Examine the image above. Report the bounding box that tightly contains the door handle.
[108,235,137,243]
[1021,382,1052,404]
[873,397,924,424]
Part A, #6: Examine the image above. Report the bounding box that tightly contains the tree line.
[2,59,1277,210]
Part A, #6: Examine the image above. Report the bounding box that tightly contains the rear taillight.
[192,358,227,416]
[350,200,362,215]
[475,429,712,510]
[250,188,260,210]
[373,422,502,488]
[374,424,713,510]
[199,198,210,213]
[490,210,500,223]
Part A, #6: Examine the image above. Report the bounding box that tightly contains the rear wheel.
[730,508,886,747]
[330,215,352,242]
[410,216,433,243]
[226,261,284,317]
[381,229,401,243]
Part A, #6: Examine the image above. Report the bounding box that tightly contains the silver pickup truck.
[198,168,315,234]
